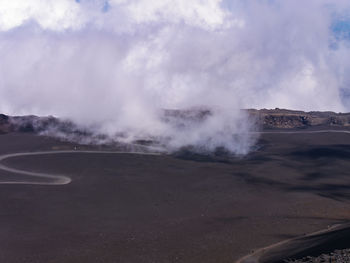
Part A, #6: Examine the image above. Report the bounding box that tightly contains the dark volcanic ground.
[1,131,350,262]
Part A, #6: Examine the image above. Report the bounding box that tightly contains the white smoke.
[0,0,350,153]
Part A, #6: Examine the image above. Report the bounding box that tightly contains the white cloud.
[0,0,350,153]
[114,0,230,30]
[0,0,85,31]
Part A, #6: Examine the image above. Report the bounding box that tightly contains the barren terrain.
[0,110,350,262]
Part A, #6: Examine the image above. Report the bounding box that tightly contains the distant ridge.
[0,114,81,135]
[248,108,350,129]
[1,109,350,135]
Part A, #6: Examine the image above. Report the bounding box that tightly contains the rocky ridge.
[0,114,79,134]
[1,109,350,135]
[249,108,350,129]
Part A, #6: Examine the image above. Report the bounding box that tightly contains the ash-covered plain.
[1,109,350,263]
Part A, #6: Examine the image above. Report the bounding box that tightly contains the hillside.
[1,109,350,135]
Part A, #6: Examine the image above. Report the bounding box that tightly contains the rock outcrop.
[248,108,350,129]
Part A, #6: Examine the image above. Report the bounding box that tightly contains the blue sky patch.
[102,1,110,13]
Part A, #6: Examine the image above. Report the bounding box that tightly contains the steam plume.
[0,0,350,153]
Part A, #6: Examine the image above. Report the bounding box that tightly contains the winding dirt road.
[0,129,349,186]
[0,150,160,185]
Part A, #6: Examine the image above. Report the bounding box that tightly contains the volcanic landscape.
[1,109,350,263]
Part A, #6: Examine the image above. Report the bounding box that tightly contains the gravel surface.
[285,249,350,262]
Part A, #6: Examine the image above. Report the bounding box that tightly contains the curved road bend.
[0,130,349,185]
[0,150,161,186]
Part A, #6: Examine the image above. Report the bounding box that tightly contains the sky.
[0,0,350,153]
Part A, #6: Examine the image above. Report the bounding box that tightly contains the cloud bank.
[0,0,350,153]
